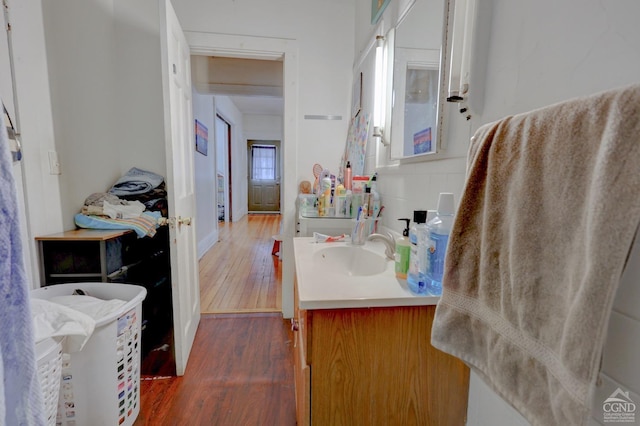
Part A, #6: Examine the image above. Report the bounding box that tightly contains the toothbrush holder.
[351,217,379,245]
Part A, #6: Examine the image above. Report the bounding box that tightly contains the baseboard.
[198,230,219,259]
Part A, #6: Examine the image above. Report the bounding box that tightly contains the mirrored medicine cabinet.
[385,0,448,160]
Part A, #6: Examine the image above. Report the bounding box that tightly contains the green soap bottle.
[395,218,411,279]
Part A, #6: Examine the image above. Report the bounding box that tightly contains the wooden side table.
[35,229,136,285]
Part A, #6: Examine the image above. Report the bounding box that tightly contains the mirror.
[387,0,446,160]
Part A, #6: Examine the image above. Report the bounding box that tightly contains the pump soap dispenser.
[395,218,411,279]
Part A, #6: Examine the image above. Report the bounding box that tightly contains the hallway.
[199,214,282,313]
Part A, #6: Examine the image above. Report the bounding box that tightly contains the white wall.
[41,0,167,230]
[192,91,218,258]
[171,0,355,189]
[113,1,167,181]
[244,115,283,143]
[0,0,64,288]
[40,0,120,229]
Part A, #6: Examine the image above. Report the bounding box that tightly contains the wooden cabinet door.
[309,306,469,425]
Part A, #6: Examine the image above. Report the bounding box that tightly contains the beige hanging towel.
[431,84,640,426]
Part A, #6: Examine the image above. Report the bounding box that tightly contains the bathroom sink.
[313,245,388,276]
[294,237,440,310]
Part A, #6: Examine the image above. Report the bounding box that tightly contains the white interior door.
[159,0,200,376]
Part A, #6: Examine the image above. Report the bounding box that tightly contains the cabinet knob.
[291,319,299,331]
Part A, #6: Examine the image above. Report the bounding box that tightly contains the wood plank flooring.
[135,313,296,425]
[136,214,293,424]
[199,214,282,313]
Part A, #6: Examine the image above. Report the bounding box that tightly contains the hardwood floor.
[135,313,296,425]
[136,214,294,425]
[199,214,282,313]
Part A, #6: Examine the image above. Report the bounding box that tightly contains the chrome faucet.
[367,232,396,261]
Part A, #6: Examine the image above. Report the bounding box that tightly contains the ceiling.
[192,56,284,116]
[229,95,284,115]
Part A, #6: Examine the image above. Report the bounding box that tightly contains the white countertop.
[293,237,440,310]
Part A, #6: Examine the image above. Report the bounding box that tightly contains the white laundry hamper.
[36,337,64,426]
[31,282,147,426]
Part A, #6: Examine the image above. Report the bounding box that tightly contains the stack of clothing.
[75,168,168,238]
[108,167,168,217]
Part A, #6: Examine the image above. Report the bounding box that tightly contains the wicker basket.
[36,337,63,426]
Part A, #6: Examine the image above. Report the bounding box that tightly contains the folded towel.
[74,211,161,238]
[431,84,640,425]
[108,167,164,196]
[0,104,46,425]
[102,200,145,219]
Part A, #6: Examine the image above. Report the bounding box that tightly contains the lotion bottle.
[395,218,411,280]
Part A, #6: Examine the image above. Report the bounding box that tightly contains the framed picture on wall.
[195,119,208,156]
[371,0,391,24]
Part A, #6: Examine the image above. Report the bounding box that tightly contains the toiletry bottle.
[407,210,428,294]
[350,176,368,217]
[320,175,332,216]
[362,187,371,218]
[323,188,331,216]
[395,218,411,280]
[420,210,437,284]
[317,191,325,216]
[369,175,380,218]
[344,161,352,190]
[425,193,455,295]
[334,184,346,216]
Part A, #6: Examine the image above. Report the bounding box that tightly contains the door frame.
[215,113,232,222]
[186,32,298,318]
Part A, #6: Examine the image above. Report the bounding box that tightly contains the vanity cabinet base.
[294,305,469,425]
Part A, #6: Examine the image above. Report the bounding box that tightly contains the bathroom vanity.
[292,237,469,425]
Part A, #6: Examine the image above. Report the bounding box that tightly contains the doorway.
[215,114,231,222]
[194,60,283,312]
[187,32,298,319]
[248,140,281,213]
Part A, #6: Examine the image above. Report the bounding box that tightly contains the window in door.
[251,145,277,180]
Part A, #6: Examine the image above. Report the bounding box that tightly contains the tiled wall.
[374,158,467,233]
